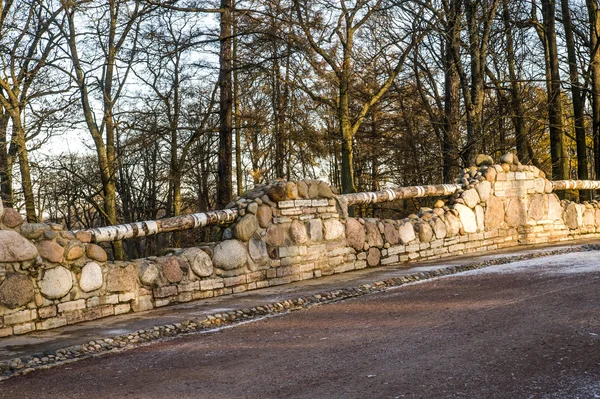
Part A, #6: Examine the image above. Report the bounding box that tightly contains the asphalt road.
[1,252,600,399]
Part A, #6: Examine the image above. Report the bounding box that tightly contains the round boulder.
[289,220,308,244]
[65,241,86,261]
[182,248,214,277]
[2,208,23,228]
[345,218,365,251]
[0,230,38,262]
[233,214,259,242]
[266,185,286,202]
[139,262,160,287]
[39,266,73,299]
[161,257,185,283]
[323,219,344,241]
[367,247,381,267]
[86,244,108,262]
[79,262,103,292]
[37,240,64,263]
[212,239,247,270]
[0,274,34,309]
[256,205,273,228]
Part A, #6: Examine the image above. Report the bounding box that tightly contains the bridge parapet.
[0,154,598,338]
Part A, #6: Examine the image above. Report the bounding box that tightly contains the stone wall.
[0,154,598,338]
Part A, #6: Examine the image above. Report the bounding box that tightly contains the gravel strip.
[1,244,598,380]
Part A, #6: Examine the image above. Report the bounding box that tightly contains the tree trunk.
[0,111,12,207]
[587,0,600,182]
[217,0,233,208]
[233,4,243,195]
[12,119,36,222]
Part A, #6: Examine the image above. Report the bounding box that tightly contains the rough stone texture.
[286,182,298,200]
[0,230,38,262]
[583,209,595,226]
[595,209,600,227]
[264,224,287,247]
[20,223,46,239]
[484,196,504,230]
[398,222,416,244]
[475,154,493,166]
[161,257,185,283]
[256,205,273,228]
[246,202,258,215]
[475,205,484,232]
[565,203,583,230]
[212,240,248,270]
[443,214,460,237]
[505,197,527,228]
[547,194,563,221]
[87,244,108,262]
[500,153,514,164]
[433,218,447,239]
[345,218,365,251]
[416,222,433,242]
[297,181,308,198]
[139,263,160,287]
[365,222,383,248]
[248,238,269,263]
[37,240,64,263]
[383,223,399,245]
[528,194,547,221]
[317,181,333,198]
[534,178,546,194]
[64,241,86,261]
[476,181,491,202]
[182,248,214,277]
[366,247,381,267]
[289,220,308,244]
[484,167,497,182]
[233,214,259,242]
[79,262,103,292]
[307,182,319,199]
[2,208,23,228]
[307,219,323,241]
[323,219,344,241]
[267,185,286,202]
[0,274,34,309]
[461,189,480,209]
[454,204,477,233]
[39,266,73,299]
[106,264,138,292]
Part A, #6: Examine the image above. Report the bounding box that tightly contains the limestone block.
[212,239,248,270]
[0,230,38,262]
[504,197,527,227]
[365,222,383,248]
[86,244,108,262]
[233,214,259,242]
[40,266,73,299]
[433,218,447,239]
[475,205,484,232]
[461,189,480,209]
[79,262,103,292]
[106,264,138,292]
[454,204,477,233]
[2,208,23,228]
[565,202,583,230]
[182,247,214,277]
[289,220,308,244]
[476,181,491,202]
[383,223,399,245]
[256,205,273,228]
[547,194,563,220]
[527,194,547,221]
[37,240,64,263]
[0,273,34,309]
[398,222,416,244]
[367,247,381,267]
[445,213,461,237]
[323,219,344,240]
[307,219,323,241]
[345,218,365,251]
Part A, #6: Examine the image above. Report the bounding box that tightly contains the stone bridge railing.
[0,153,599,338]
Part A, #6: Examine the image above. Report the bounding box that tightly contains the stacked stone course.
[0,156,598,338]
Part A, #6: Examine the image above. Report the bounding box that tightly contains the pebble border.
[1,244,598,380]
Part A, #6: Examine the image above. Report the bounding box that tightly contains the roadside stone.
[2,208,23,228]
[248,238,269,263]
[454,204,477,233]
[289,220,307,244]
[212,240,247,270]
[266,185,286,202]
[547,194,563,220]
[365,222,383,248]
[584,209,595,226]
[398,222,416,244]
[106,264,138,292]
[286,182,298,200]
[475,205,484,232]
[433,218,447,239]
[233,214,259,242]
[20,223,47,239]
[64,241,86,261]
[307,219,323,241]
[484,167,497,182]
[317,181,333,198]
[416,222,433,242]
[246,202,258,215]
[345,218,365,251]
[161,257,184,283]
[0,230,38,262]
[565,202,583,230]
[383,223,399,245]
[505,197,527,227]
[475,154,493,166]
[307,181,319,198]
[264,224,287,247]
[533,178,545,194]
[367,247,381,267]
[461,189,480,208]
[297,181,308,198]
[139,262,160,287]
[445,213,461,237]
[74,230,92,243]
[37,240,64,263]
[323,219,344,240]
[86,244,108,262]
[39,266,73,299]
[182,248,213,277]
[79,262,103,292]
[485,196,505,230]
[476,181,491,201]
[499,153,514,164]
[256,205,273,228]
[0,274,34,309]
[528,194,546,221]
